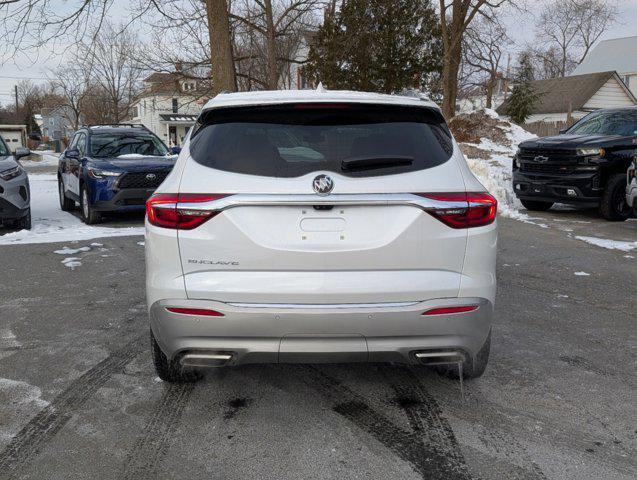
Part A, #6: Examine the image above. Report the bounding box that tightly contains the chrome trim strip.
[226,301,420,309]
[177,193,468,212]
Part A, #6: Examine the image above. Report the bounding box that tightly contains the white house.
[497,71,637,124]
[127,71,210,147]
[572,36,637,96]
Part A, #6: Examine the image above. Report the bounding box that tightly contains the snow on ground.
[0,377,49,448]
[0,174,144,245]
[575,236,637,252]
[574,271,591,276]
[25,151,60,166]
[452,109,549,227]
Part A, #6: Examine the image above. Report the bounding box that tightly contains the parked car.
[627,156,637,215]
[0,134,31,230]
[57,124,178,224]
[512,107,637,221]
[145,90,498,383]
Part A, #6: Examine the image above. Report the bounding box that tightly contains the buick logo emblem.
[313,174,334,195]
[534,155,549,163]
[146,173,157,180]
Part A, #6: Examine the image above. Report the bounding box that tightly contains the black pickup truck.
[512,107,637,221]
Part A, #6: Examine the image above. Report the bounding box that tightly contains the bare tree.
[534,0,618,77]
[49,66,91,130]
[462,16,510,108]
[438,0,516,119]
[0,0,237,94]
[231,0,320,89]
[77,22,143,122]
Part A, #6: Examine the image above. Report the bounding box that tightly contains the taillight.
[422,305,479,316]
[166,307,225,317]
[416,192,497,228]
[146,193,229,230]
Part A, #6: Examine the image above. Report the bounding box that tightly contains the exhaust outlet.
[414,350,465,366]
[180,352,233,368]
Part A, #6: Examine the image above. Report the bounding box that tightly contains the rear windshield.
[90,133,168,158]
[567,110,637,136]
[189,104,453,178]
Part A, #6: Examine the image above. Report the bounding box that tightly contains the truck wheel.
[599,174,630,221]
[151,330,201,383]
[58,177,74,211]
[14,209,32,230]
[435,330,491,380]
[520,199,553,211]
[80,184,101,224]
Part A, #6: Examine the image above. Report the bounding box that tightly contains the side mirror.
[15,147,31,160]
[558,129,567,135]
[65,147,80,159]
[170,146,182,155]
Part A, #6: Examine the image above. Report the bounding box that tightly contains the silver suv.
[0,135,31,230]
[145,90,498,383]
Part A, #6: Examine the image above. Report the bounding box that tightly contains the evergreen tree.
[506,52,539,124]
[304,0,442,94]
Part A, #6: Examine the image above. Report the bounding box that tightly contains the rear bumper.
[512,170,600,206]
[149,297,492,366]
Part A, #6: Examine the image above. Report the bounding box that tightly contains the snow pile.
[450,109,537,221]
[575,236,637,252]
[25,151,60,166]
[0,174,144,245]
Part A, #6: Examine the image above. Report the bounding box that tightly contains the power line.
[0,75,49,80]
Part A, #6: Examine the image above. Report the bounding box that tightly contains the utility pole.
[14,84,19,118]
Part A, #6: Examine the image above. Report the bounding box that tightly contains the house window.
[132,106,139,118]
[621,75,630,88]
[172,98,178,113]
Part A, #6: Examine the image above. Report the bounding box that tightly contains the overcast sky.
[1,0,636,106]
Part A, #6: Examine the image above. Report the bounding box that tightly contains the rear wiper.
[341,155,414,172]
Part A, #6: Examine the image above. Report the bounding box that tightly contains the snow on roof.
[572,36,637,76]
[202,89,439,111]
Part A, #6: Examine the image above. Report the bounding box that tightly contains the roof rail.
[82,123,149,130]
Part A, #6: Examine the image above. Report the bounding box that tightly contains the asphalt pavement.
[0,199,635,479]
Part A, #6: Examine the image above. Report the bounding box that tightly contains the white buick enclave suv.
[145,90,497,383]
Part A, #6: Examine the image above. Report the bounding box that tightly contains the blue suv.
[57,124,179,224]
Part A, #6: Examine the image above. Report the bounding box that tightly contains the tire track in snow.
[121,383,194,480]
[0,336,144,477]
[302,366,472,480]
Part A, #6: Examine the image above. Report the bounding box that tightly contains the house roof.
[202,89,439,112]
[572,36,637,76]
[141,72,211,97]
[496,71,635,115]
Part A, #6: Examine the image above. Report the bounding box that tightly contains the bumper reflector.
[166,307,225,317]
[422,305,478,316]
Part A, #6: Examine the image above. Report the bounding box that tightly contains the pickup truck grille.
[520,163,575,174]
[518,148,577,162]
[118,171,169,189]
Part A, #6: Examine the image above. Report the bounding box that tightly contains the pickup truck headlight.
[576,147,604,157]
[87,168,122,179]
[0,165,23,181]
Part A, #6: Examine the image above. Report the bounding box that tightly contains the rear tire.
[435,330,491,380]
[80,184,101,224]
[14,209,31,230]
[520,199,553,211]
[58,177,74,211]
[151,330,201,383]
[599,173,630,221]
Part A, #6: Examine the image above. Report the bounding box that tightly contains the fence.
[523,118,577,137]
